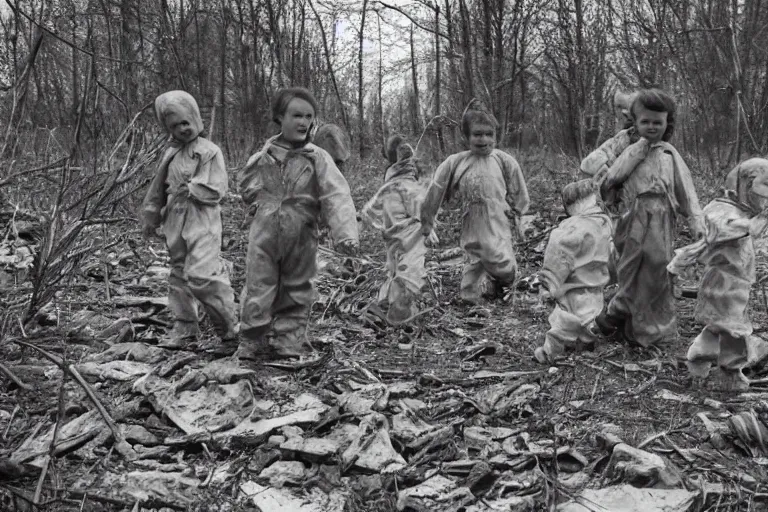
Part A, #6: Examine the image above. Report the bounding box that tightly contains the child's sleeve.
[581,129,632,182]
[600,138,650,204]
[238,151,266,206]
[670,149,705,236]
[140,146,178,229]
[500,153,530,216]
[188,147,228,206]
[361,187,387,232]
[539,225,579,298]
[420,155,456,235]
[315,150,360,245]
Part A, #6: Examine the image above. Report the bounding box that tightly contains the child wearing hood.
[361,135,437,324]
[534,180,613,363]
[238,87,359,363]
[668,158,768,390]
[141,90,237,349]
[420,101,529,304]
[596,89,705,347]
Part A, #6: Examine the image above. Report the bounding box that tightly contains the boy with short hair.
[668,158,768,390]
[420,101,529,304]
[534,179,613,363]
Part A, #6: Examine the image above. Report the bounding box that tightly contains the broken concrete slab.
[342,413,406,473]
[76,360,153,381]
[465,495,536,511]
[559,485,698,512]
[338,384,389,416]
[607,443,684,488]
[218,402,329,446]
[390,407,441,447]
[133,373,254,435]
[120,424,159,446]
[746,334,768,368]
[280,424,358,461]
[199,359,255,383]
[395,474,458,511]
[240,481,347,512]
[260,460,307,487]
[74,470,200,508]
[464,426,518,453]
[12,410,103,466]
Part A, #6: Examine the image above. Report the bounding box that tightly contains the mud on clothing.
[599,139,703,347]
[362,158,429,324]
[537,204,612,359]
[421,149,529,303]
[239,136,359,357]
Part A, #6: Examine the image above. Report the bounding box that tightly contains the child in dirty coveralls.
[361,135,438,325]
[140,90,238,350]
[534,180,613,363]
[595,89,705,347]
[420,101,530,304]
[668,158,768,390]
[237,87,359,364]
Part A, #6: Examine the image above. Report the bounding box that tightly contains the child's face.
[634,105,667,143]
[468,123,496,156]
[279,98,315,143]
[164,112,197,143]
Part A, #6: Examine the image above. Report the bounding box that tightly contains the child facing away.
[596,89,705,347]
[140,90,237,349]
[361,135,438,325]
[668,158,768,390]
[313,123,351,172]
[237,87,359,364]
[420,101,530,304]
[534,180,613,363]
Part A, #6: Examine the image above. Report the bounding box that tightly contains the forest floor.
[1,148,768,511]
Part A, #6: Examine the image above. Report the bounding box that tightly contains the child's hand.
[539,288,554,304]
[421,223,433,238]
[426,229,439,247]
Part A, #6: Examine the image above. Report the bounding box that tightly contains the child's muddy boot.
[686,328,720,378]
[158,321,199,349]
[595,310,624,337]
[718,368,750,391]
[534,335,564,364]
[207,324,240,356]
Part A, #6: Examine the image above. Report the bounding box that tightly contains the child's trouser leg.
[534,306,586,363]
[717,332,750,390]
[270,229,317,357]
[184,226,237,338]
[240,224,279,353]
[164,215,199,343]
[460,257,490,304]
[686,326,720,378]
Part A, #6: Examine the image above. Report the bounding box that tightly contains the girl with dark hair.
[596,89,705,347]
[236,87,359,364]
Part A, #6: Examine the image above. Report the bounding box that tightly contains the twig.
[0,361,33,391]
[2,405,19,440]
[10,339,137,461]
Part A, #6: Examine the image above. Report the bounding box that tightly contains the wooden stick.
[0,361,34,391]
[10,339,137,461]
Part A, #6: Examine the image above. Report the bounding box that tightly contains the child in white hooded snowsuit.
[361,135,437,324]
[140,90,237,348]
[534,180,613,363]
[668,158,768,390]
[420,102,529,303]
[238,88,359,362]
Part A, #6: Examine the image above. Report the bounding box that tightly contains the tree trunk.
[435,3,444,151]
[307,0,349,130]
[358,0,368,155]
[410,23,420,134]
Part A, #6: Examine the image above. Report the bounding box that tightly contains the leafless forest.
[1,0,768,511]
